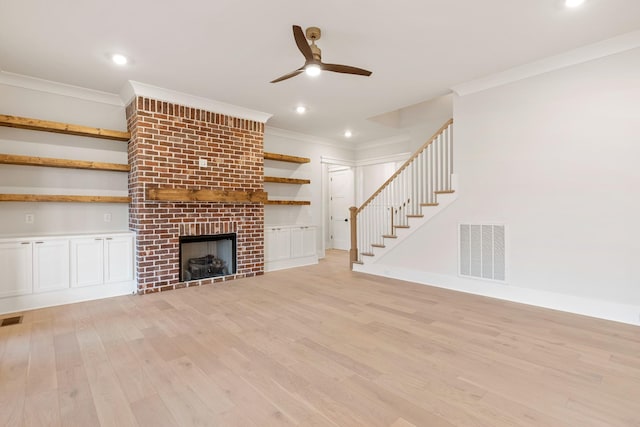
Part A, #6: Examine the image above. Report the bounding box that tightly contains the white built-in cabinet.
[0,241,33,297]
[0,232,135,314]
[70,234,133,287]
[33,239,70,292]
[265,225,318,272]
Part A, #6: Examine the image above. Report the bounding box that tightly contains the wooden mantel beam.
[0,114,131,141]
[146,187,268,204]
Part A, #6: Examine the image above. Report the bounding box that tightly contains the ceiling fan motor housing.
[305,26,321,41]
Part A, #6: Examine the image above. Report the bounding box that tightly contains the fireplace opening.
[179,233,237,282]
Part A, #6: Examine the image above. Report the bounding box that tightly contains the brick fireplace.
[126,95,267,294]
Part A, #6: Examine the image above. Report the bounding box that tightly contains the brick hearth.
[126,97,265,294]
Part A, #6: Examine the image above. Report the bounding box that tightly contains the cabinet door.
[33,240,70,292]
[0,241,33,297]
[71,238,104,287]
[291,227,316,258]
[291,227,305,258]
[104,235,133,283]
[301,227,316,257]
[265,228,291,261]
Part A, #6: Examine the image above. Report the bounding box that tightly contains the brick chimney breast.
[126,96,265,294]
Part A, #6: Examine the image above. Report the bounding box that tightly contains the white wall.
[369,48,640,324]
[0,76,129,236]
[263,128,355,256]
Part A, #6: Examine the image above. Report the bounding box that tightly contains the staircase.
[350,119,456,267]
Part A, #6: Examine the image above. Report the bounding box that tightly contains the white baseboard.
[265,255,319,272]
[0,281,136,316]
[353,263,640,326]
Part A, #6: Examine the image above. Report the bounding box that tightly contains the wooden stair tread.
[434,190,455,194]
[394,225,410,229]
[361,252,375,257]
[382,235,397,239]
[406,214,424,218]
[371,244,385,248]
[420,203,439,207]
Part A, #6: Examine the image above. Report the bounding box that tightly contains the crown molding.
[265,126,353,151]
[0,71,123,106]
[120,80,272,123]
[452,30,640,96]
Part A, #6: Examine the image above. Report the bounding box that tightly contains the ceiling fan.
[270,25,372,83]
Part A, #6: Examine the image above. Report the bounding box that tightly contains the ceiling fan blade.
[293,25,314,61]
[322,63,372,77]
[270,68,304,83]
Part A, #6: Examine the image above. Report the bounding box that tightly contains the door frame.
[321,156,355,255]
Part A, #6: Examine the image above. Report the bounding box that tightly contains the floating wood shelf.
[0,194,130,203]
[0,114,131,142]
[264,176,311,185]
[263,152,310,164]
[264,200,311,206]
[146,187,268,203]
[0,154,130,172]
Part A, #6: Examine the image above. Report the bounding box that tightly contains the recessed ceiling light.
[111,54,128,65]
[305,64,321,77]
[565,0,585,7]
[296,105,306,114]
[344,130,352,138]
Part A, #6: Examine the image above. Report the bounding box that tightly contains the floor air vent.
[1,315,23,327]
[459,224,505,282]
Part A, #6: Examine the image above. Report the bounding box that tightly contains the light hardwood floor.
[1,250,639,426]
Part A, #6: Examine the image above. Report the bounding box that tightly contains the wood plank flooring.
[1,250,639,426]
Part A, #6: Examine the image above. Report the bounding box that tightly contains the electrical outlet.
[24,213,34,224]
[199,158,207,167]
[103,213,112,223]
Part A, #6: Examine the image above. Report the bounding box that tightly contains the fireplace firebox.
[179,233,237,282]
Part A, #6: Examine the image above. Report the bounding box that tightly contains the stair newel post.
[349,206,358,268]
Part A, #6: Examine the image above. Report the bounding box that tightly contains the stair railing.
[350,119,453,266]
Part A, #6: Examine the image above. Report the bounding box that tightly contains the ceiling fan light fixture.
[111,53,128,65]
[305,64,321,77]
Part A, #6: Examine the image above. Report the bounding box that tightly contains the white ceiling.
[1,0,639,144]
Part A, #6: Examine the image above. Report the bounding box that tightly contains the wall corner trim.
[120,81,273,123]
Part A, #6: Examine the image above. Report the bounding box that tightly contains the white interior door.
[329,168,354,250]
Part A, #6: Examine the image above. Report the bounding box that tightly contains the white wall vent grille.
[459,224,506,282]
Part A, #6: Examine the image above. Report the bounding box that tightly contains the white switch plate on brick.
[103,213,112,223]
[25,213,34,224]
[199,158,207,167]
